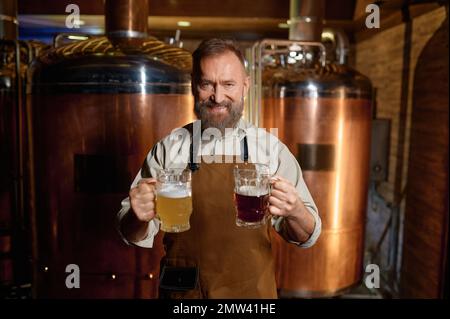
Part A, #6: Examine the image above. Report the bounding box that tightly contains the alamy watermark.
[65,263,80,289]
[166,121,280,167]
[366,4,380,29]
[364,264,380,289]
[63,262,380,290]
[65,4,81,29]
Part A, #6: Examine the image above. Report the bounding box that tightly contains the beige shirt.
[117,118,321,248]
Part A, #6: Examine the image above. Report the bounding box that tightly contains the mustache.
[199,100,232,109]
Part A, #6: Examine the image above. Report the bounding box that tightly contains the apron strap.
[189,138,200,172]
[243,135,249,163]
[187,122,200,172]
[188,129,249,171]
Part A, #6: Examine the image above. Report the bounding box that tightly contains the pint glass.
[155,168,192,233]
[233,164,271,228]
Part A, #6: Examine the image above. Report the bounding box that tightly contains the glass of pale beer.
[233,164,271,228]
[155,168,192,233]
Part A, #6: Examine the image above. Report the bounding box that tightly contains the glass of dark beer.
[233,164,271,228]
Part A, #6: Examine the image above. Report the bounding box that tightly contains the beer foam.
[237,185,268,197]
[157,185,190,198]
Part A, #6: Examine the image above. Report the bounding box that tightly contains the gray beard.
[194,99,243,134]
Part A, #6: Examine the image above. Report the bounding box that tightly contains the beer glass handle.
[269,176,280,195]
[267,176,278,217]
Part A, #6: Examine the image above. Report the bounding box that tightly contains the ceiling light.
[67,35,89,41]
[177,21,191,27]
[74,20,85,26]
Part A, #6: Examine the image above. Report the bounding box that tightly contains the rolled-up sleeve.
[116,143,164,248]
[271,143,322,248]
[116,127,191,248]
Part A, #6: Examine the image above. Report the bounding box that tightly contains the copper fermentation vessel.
[263,66,372,296]
[27,0,194,298]
[1,0,33,289]
[0,45,16,286]
[254,0,373,297]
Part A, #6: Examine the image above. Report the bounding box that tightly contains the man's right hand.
[129,178,157,222]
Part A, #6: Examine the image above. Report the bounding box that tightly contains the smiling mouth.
[208,105,229,113]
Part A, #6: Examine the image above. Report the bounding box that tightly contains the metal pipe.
[25,76,38,299]
[0,0,18,41]
[322,28,350,65]
[289,0,324,42]
[105,0,149,39]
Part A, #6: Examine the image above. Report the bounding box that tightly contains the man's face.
[193,51,249,133]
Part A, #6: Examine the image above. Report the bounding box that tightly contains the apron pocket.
[159,266,199,291]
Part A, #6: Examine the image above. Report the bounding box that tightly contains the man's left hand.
[268,176,303,218]
[268,176,315,243]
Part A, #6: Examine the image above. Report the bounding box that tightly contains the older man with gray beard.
[117,38,321,299]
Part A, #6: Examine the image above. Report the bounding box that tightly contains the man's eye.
[224,83,235,88]
[200,83,212,90]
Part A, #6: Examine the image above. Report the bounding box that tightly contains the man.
[117,38,321,299]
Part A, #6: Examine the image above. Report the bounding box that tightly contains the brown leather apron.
[159,134,277,299]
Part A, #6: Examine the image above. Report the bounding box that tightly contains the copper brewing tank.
[0,43,16,286]
[1,0,18,286]
[254,0,373,297]
[27,0,194,298]
[1,0,33,289]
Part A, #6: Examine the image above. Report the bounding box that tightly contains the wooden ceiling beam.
[18,0,357,20]
[18,14,355,33]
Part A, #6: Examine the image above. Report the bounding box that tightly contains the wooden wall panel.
[401,9,448,297]
[354,6,448,298]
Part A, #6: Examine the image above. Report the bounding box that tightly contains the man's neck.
[198,118,244,138]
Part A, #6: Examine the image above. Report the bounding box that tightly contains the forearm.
[120,209,151,243]
[283,202,316,243]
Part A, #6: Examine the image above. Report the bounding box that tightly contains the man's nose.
[211,86,225,104]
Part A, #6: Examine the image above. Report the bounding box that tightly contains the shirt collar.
[230,118,248,139]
